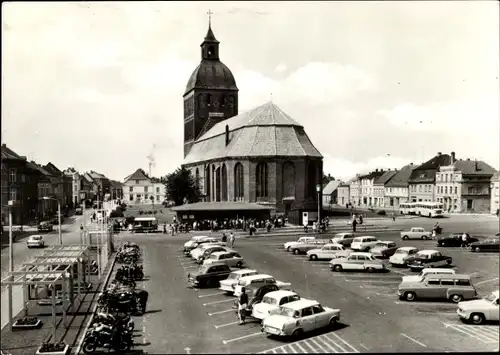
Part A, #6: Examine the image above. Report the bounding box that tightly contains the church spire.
[204,9,219,42]
[201,9,220,60]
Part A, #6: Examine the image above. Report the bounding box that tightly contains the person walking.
[163,223,167,235]
[352,218,357,233]
[229,232,235,248]
[431,229,437,240]
[237,287,249,325]
[461,232,469,249]
[221,233,227,243]
[303,220,308,233]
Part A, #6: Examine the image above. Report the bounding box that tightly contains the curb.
[74,253,117,355]
[243,228,404,238]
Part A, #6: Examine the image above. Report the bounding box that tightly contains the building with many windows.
[491,171,500,215]
[408,152,452,202]
[359,170,385,207]
[122,169,164,204]
[373,170,397,208]
[349,175,361,206]
[384,163,416,209]
[337,183,350,207]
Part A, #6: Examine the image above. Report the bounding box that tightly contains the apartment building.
[337,183,350,207]
[359,170,385,207]
[373,170,397,208]
[384,163,416,208]
[409,152,452,202]
[491,171,500,215]
[123,169,165,204]
[349,175,361,206]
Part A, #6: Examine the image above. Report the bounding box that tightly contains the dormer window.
[136,180,140,184]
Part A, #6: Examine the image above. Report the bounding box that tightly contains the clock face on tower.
[213,100,220,108]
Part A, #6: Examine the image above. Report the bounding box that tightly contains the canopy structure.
[0,245,91,341]
[172,202,273,221]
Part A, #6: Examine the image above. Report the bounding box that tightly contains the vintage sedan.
[203,251,244,268]
[27,235,45,248]
[289,239,330,255]
[252,290,301,320]
[457,290,499,324]
[389,247,419,267]
[187,263,231,288]
[219,269,259,294]
[329,252,386,272]
[37,221,54,232]
[196,245,234,263]
[330,233,355,248]
[406,250,452,271]
[190,243,225,260]
[470,236,500,253]
[233,274,292,297]
[437,233,478,247]
[400,227,432,240]
[262,299,340,338]
[306,243,351,261]
[184,237,220,253]
[370,241,398,258]
[284,236,316,251]
[398,274,477,303]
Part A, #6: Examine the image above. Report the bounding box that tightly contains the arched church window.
[195,168,200,189]
[256,162,268,198]
[221,164,228,201]
[282,162,296,199]
[205,166,211,202]
[307,162,317,198]
[234,163,244,201]
[198,94,205,109]
[208,45,215,57]
[206,94,212,107]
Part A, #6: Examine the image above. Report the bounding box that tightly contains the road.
[112,215,499,353]
[0,211,89,330]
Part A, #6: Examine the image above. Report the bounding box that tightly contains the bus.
[133,217,159,233]
[399,202,416,215]
[414,202,444,218]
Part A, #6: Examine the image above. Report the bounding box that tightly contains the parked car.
[470,236,500,253]
[236,283,281,318]
[289,239,330,255]
[27,235,45,248]
[262,299,340,338]
[330,233,355,247]
[284,236,316,251]
[74,207,83,215]
[234,274,292,297]
[190,242,225,260]
[329,252,386,272]
[196,245,234,263]
[183,236,218,253]
[370,241,398,258]
[187,263,231,288]
[306,243,351,261]
[350,236,379,252]
[37,221,53,232]
[398,274,477,303]
[219,269,259,294]
[400,227,432,240]
[251,290,301,320]
[203,251,244,268]
[457,290,499,324]
[406,250,453,271]
[437,233,478,247]
[389,247,419,267]
[402,268,456,283]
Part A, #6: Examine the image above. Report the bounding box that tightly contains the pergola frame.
[0,245,91,342]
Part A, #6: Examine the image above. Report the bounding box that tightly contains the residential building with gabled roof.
[408,152,451,202]
[491,171,500,215]
[359,169,386,207]
[384,163,417,209]
[122,169,165,205]
[322,180,341,206]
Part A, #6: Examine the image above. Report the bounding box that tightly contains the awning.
[171,202,273,212]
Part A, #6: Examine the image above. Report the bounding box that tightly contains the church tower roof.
[204,24,219,43]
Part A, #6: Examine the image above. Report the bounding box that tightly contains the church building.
[181,19,324,224]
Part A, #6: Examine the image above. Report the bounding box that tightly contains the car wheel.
[293,249,300,255]
[474,246,481,252]
[421,236,427,240]
[446,259,452,265]
[366,267,375,273]
[292,329,303,339]
[236,261,243,268]
[438,242,443,246]
[334,265,343,272]
[329,318,337,328]
[470,313,485,325]
[310,255,317,261]
[450,294,463,303]
[402,235,409,240]
[405,292,416,301]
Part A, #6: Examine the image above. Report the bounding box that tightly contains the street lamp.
[316,184,321,223]
[42,197,62,245]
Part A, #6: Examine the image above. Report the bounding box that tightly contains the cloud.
[275,63,288,73]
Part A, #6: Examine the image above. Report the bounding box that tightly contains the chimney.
[410,162,413,165]
[375,169,379,172]
[475,160,479,171]
[437,152,442,156]
[451,151,456,164]
[225,125,230,146]
[1,144,5,148]
[467,158,470,161]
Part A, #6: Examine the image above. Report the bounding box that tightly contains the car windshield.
[395,249,408,254]
[197,265,208,273]
[485,293,498,302]
[375,243,386,248]
[227,273,239,280]
[262,296,278,305]
[415,252,429,259]
[208,254,218,260]
[276,307,298,317]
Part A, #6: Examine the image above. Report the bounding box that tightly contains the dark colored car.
[437,233,478,247]
[236,283,280,317]
[470,236,500,253]
[75,208,83,215]
[407,250,453,271]
[187,263,231,288]
[37,221,53,232]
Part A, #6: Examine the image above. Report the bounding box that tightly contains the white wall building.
[359,170,385,207]
[491,171,500,215]
[122,169,165,205]
[384,163,416,209]
[349,176,361,206]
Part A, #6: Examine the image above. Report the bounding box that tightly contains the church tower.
[183,14,239,157]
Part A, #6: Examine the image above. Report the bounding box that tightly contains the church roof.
[183,102,322,165]
[204,24,218,42]
[184,60,238,95]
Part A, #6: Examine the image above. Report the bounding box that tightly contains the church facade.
[181,22,323,224]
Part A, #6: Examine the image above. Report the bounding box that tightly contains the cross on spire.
[270,93,273,102]
[207,9,214,26]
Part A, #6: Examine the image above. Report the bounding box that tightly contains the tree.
[322,173,335,186]
[164,167,202,206]
[149,194,155,208]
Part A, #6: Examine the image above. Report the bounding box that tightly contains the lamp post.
[316,184,321,223]
[43,197,62,245]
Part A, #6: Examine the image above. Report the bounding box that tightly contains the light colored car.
[330,252,386,272]
[184,235,210,249]
[262,299,340,338]
[402,268,456,283]
[398,274,477,303]
[330,233,355,247]
[306,243,350,261]
[196,245,234,263]
[350,236,379,252]
[184,236,219,253]
[219,269,258,293]
[190,243,225,260]
[234,274,292,297]
[457,290,499,324]
[284,236,316,251]
[203,251,244,268]
[389,247,419,266]
[370,241,398,258]
[289,239,330,255]
[27,235,45,248]
[400,227,432,240]
[251,290,301,320]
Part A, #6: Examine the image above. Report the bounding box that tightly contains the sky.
[2,1,499,182]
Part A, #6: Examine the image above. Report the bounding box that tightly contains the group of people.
[303,217,330,233]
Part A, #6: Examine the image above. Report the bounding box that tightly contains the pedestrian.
[163,223,167,235]
[237,287,249,325]
[229,232,235,248]
[359,215,363,225]
[461,233,468,249]
[352,218,357,233]
[303,221,308,233]
[432,229,437,240]
[222,233,227,243]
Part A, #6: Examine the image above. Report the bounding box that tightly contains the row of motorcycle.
[82,242,149,354]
